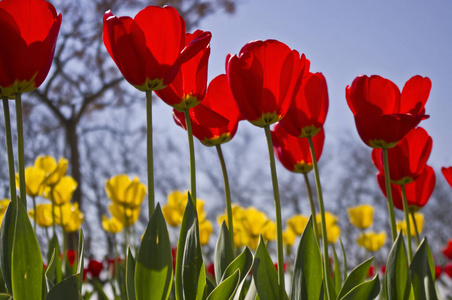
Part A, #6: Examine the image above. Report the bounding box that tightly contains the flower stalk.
[410,211,421,245]
[264,125,285,299]
[15,93,26,208]
[307,135,331,300]
[382,148,398,241]
[401,184,413,263]
[2,97,17,206]
[146,90,155,217]
[303,172,319,244]
[184,108,197,202]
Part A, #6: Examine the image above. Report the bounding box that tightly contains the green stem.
[51,186,56,236]
[264,125,285,299]
[382,148,398,242]
[184,108,196,202]
[302,172,320,244]
[307,135,331,300]
[15,93,26,208]
[410,210,420,245]
[32,196,37,233]
[146,90,155,218]
[2,97,17,206]
[216,144,235,251]
[59,205,67,256]
[401,184,413,263]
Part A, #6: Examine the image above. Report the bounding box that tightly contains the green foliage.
[214,222,234,284]
[290,217,323,300]
[126,248,136,300]
[11,202,43,300]
[207,269,240,300]
[337,257,373,299]
[410,239,438,300]
[45,274,82,300]
[339,275,380,300]
[135,204,173,300]
[386,232,411,300]
[0,202,15,294]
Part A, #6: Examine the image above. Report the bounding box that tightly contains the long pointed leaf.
[12,202,43,300]
[332,244,342,295]
[253,236,285,300]
[0,202,15,294]
[126,248,136,300]
[46,235,62,285]
[215,222,234,284]
[410,238,437,299]
[339,274,380,300]
[135,204,173,300]
[45,274,82,300]
[221,247,253,284]
[290,217,323,300]
[337,257,373,299]
[386,232,411,300]
[77,229,84,293]
[207,269,240,300]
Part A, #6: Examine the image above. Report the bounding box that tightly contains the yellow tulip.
[109,203,140,226]
[283,227,297,247]
[397,213,424,235]
[15,166,46,197]
[44,175,78,205]
[0,199,11,225]
[216,204,244,228]
[262,221,277,241]
[356,231,386,252]
[347,204,374,229]
[317,212,340,244]
[34,156,68,186]
[102,216,124,233]
[54,203,84,232]
[240,207,269,237]
[162,190,206,226]
[28,203,53,227]
[287,214,309,235]
[199,219,213,245]
[105,174,147,209]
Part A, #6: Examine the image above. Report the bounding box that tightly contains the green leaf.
[46,234,62,285]
[410,238,438,300]
[332,244,342,295]
[290,217,323,300]
[386,232,411,300]
[207,269,240,300]
[0,293,11,300]
[214,222,234,284]
[45,250,57,291]
[253,236,286,300]
[45,274,82,300]
[77,229,85,293]
[0,202,15,294]
[126,247,136,300]
[337,257,373,299]
[339,238,348,281]
[221,247,253,284]
[12,201,43,300]
[243,277,259,300]
[93,279,110,300]
[175,192,197,299]
[339,274,380,300]
[206,276,216,296]
[135,204,173,300]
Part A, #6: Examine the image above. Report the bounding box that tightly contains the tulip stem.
[184,108,196,202]
[400,184,413,263]
[51,187,56,235]
[15,93,26,208]
[59,205,67,262]
[382,148,398,242]
[216,144,235,251]
[264,125,285,299]
[2,97,17,206]
[146,90,155,218]
[32,196,37,233]
[410,211,420,245]
[307,135,331,300]
[302,172,320,245]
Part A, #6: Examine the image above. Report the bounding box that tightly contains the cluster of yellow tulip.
[102,174,147,234]
[20,155,83,233]
[217,205,277,250]
[162,190,213,245]
[347,204,386,253]
[396,213,424,236]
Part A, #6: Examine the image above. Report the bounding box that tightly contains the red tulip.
[441,167,452,189]
[206,263,215,278]
[271,123,325,174]
[380,265,386,274]
[445,263,452,278]
[435,266,442,279]
[226,39,308,127]
[377,165,435,211]
[372,127,432,185]
[442,239,452,260]
[103,6,211,92]
[66,249,76,267]
[0,0,62,97]
[346,75,431,148]
[173,74,242,146]
[279,72,328,137]
[367,265,375,278]
[88,259,103,278]
[156,30,210,111]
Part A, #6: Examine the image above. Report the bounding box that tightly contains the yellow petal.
[199,219,213,245]
[287,214,309,235]
[45,176,78,205]
[262,221,277,241]
[283,228,297,247]
[102,215,124,233]
[347,204,374,229]
[356,231,386,252]
[29,203,53,228]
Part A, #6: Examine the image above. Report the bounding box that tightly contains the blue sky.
[189,0,452,168]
